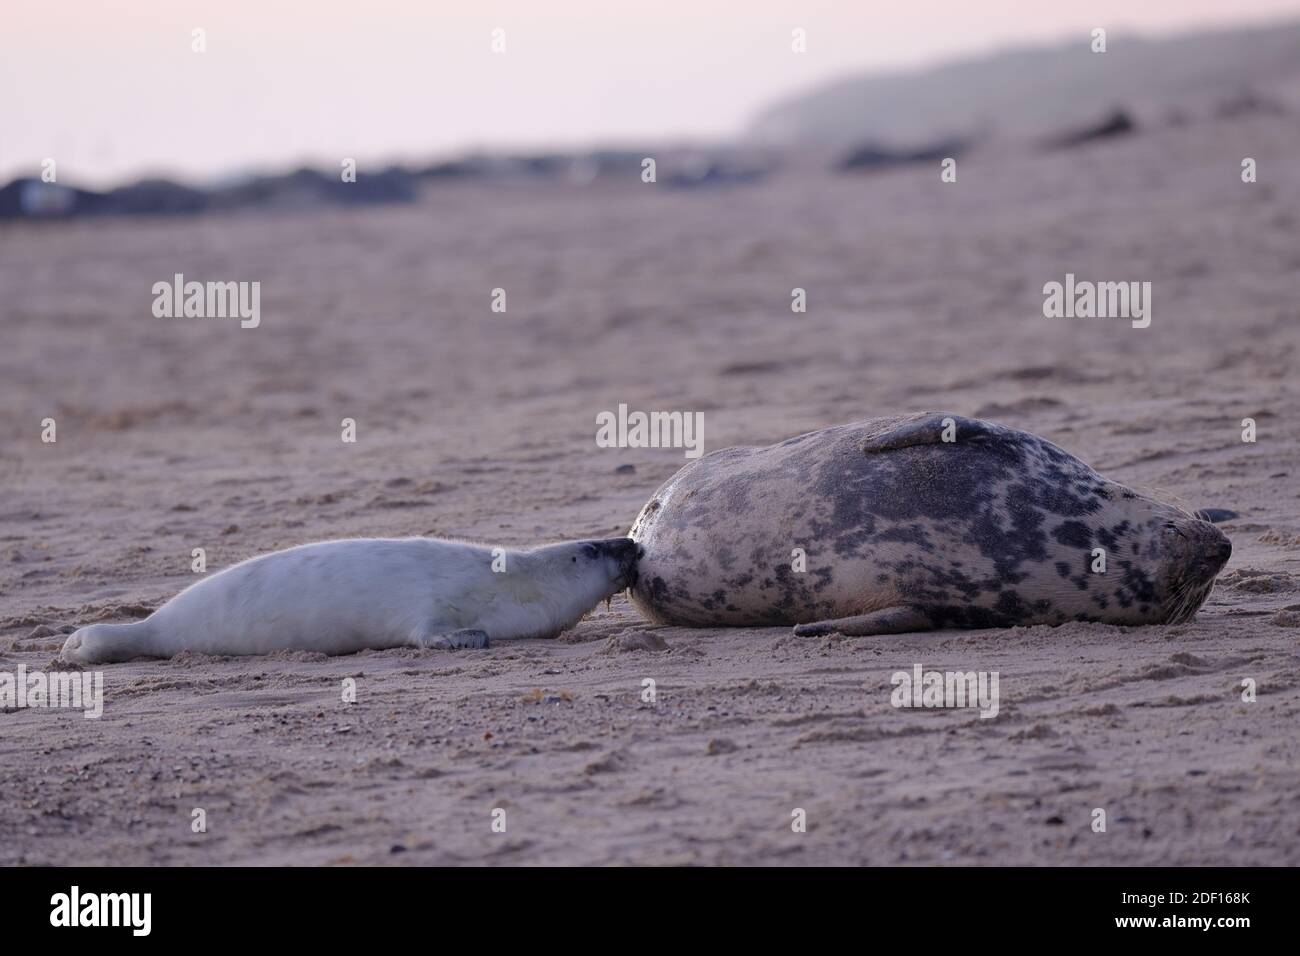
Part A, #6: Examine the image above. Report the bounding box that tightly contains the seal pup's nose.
[596,538,640,585]
[594,537,636,557]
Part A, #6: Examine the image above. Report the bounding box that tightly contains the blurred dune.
[749,19,1300,147]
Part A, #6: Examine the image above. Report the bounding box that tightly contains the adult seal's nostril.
[1212,534,1232,569]
[1195,523,1232,573]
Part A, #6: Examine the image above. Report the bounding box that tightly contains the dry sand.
[1,112,1297,865]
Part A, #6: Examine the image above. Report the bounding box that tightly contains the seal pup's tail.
[60,620,159,664]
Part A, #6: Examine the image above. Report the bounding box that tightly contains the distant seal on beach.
[629,413,1233,636]
[60,537,639,664]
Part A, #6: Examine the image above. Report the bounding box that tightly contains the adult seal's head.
[629,413,1233,636]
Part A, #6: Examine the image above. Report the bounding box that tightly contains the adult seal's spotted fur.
[629,413,1233,636]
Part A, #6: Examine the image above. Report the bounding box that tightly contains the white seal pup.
[60,537,639,664]
[629,413,1234,635]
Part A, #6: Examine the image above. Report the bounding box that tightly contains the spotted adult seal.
[628,413,1233,635]
[60,537,639,663]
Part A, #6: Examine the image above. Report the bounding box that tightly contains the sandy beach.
[1,109,1297,865]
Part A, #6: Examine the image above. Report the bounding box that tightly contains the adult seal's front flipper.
[793,607,934,637]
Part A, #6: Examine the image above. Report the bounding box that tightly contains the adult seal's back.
[629,413,1233,636]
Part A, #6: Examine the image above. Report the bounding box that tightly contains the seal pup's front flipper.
[1195,508,1238,524]
[859,412,1015,454]
[793,607,933,637]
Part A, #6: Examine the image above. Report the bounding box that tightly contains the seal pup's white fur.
[60,537,639,664]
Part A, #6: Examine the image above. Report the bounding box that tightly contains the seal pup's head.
[505,537,640,638]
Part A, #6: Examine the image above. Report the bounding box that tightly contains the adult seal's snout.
[1195,521,1232,580]
[629,412,1235,636]
[1214,533,1233,566]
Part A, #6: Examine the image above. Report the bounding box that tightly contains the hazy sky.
[4,0,1298,186]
